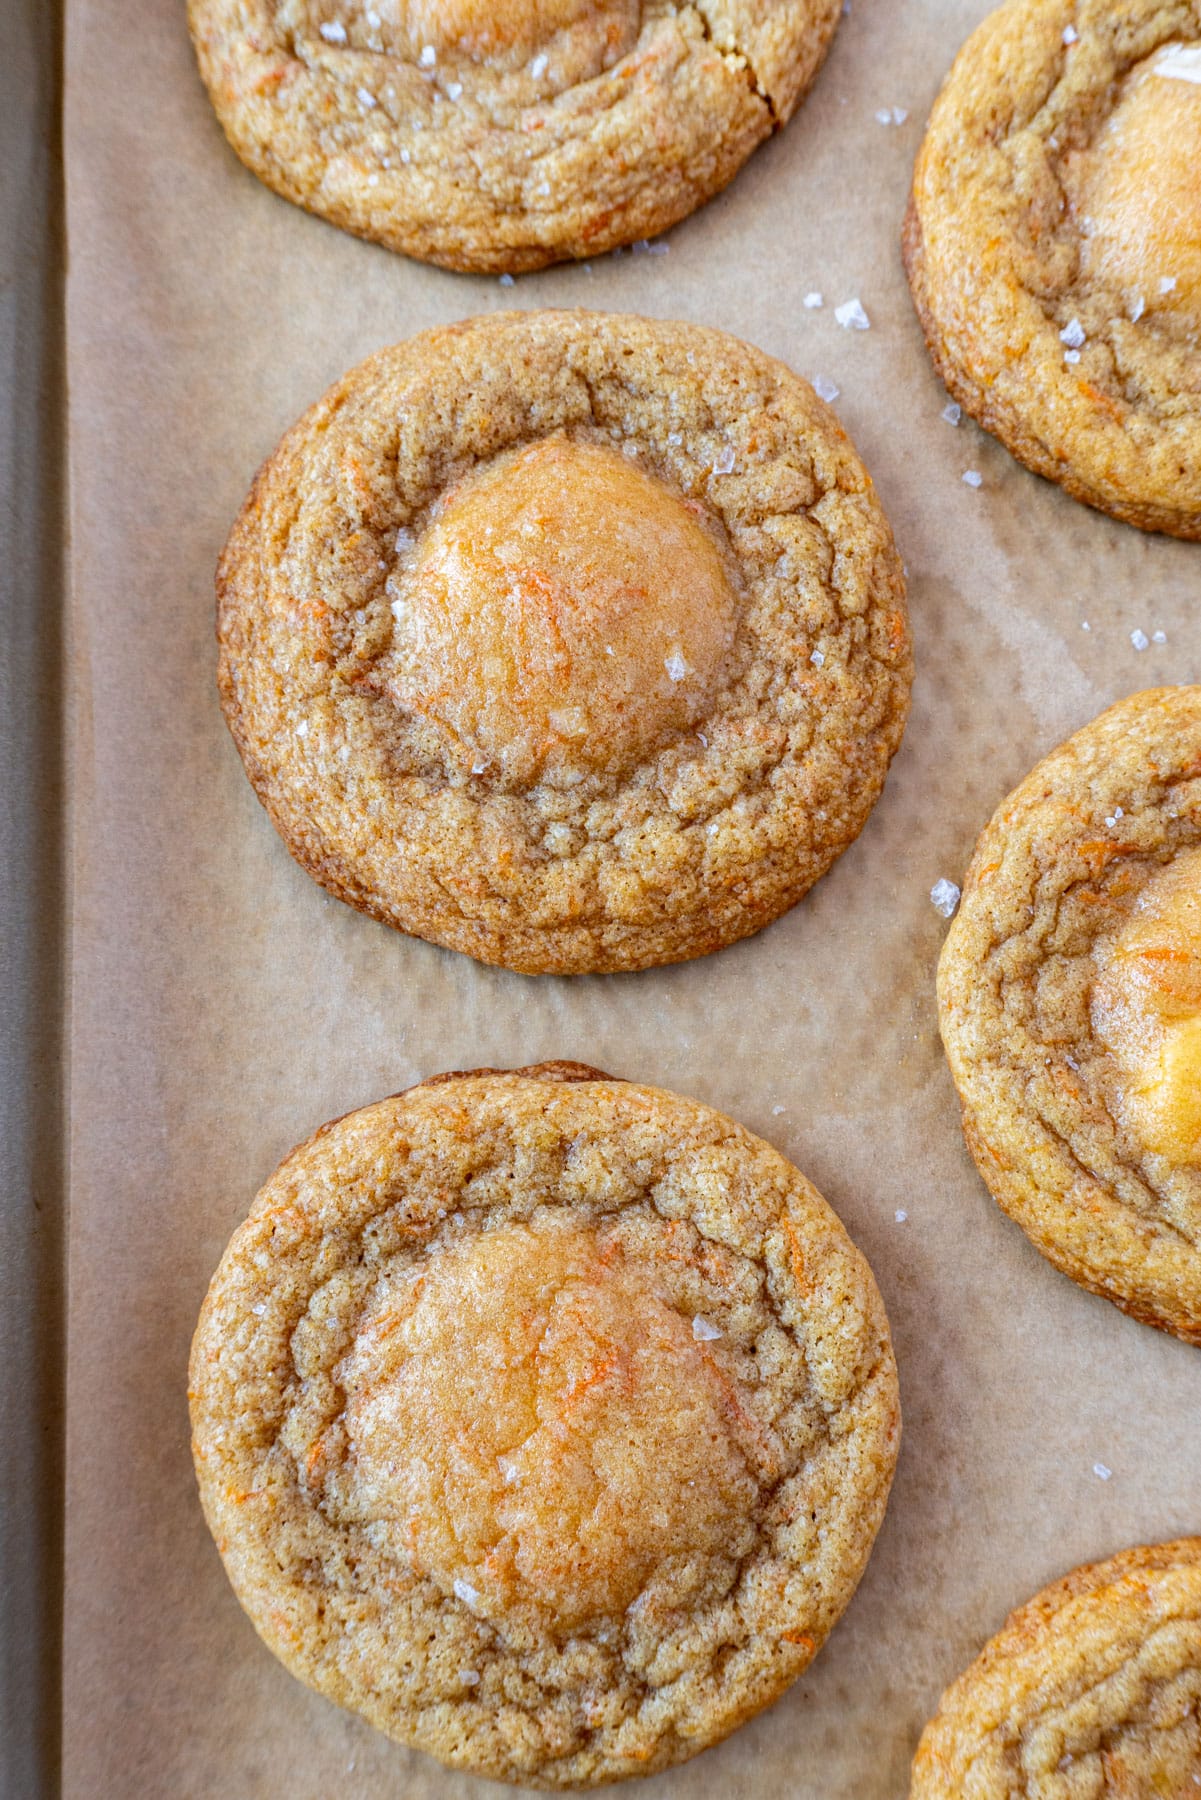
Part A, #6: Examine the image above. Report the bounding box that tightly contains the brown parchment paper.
[62,3,1201,1795]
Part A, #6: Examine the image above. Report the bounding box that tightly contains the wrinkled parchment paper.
[63,2,1201,1794]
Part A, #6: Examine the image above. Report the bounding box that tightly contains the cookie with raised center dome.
[187,0,842,272]
[217,311,912,974]
[189,1063,901,1787]
[938,687,1201,1343]
[911,1540,1201,1796]
[905,0,1201,539]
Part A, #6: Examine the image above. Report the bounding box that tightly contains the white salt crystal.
[1060,318,1086,347]
[1155,44,1201,84]
[357,86,377,108]
[942,401,962,425]
[962,469,983,488]
[711,445,736,475]
[319,20,347,43]
[419,44,437,66]
[1093,1462,1113,1481]
[812,374,840,403]
[894,1209,908,1223]
[803,291,824,309]
[530,51,549,78]
[1131,628,1150,651]
[835,298,870,330]
[930,877,961,918]
[665,652,687,682]
[1062,24,1078,44]
[454,1578,480,1606]
[692,1316,723,1342]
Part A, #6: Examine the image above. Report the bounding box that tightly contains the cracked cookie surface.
[187,0,841,271]
[188,1063,901,1787]
[217,310,912,975]
[938,688,1201,1343]
[911,1539,1201,1797]
[905,0,1201,539]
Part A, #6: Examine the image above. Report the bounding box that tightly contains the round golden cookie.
[938,688,1201,1344]
[187,0,841,273]
[910,1539,1201,1797]
[189,1063,901,1787]
[217,310,912,975]
[904,0,1201,540]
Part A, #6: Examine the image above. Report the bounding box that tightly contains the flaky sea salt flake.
[692,1315,723,1341]
[319,20,348,43]
[1093,1462,1113,1481]
[499,272,515,287]
[895,1209,908,1223]
[665,651,688,682]
[942,401,962,425]
[1155,44,1201,84]
[530,51,549,79]
[357,86,377,109]
[454,1578,481,1606]
[962,469,983,488]
[1060,318,1086,348]
[1153,629,1167,644]
[1131,628,1150,651]
[711,445,736,475]
[931,877,961,918]
[812,374,840,403]
[835,297,870,330]
[1062,24,1078,44]
[419,43,437,66]
[810,648,825,668]
[1160,275,1178,294]
[803,291,824,309]
[1064,348,1081,364]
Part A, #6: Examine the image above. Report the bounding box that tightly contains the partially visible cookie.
[187,0,841,272]
[911,1539,1201,1796]
[905,0,1201,539]
[217,310,912,975]
[189,1064,901,1787]
[938,688,1201,1343]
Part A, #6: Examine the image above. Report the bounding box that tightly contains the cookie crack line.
[689,2,780,127]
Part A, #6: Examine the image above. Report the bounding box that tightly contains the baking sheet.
[62,2,1201,1795]
[2,4,64,1796]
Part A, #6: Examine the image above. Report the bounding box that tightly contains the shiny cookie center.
[308,0,641,78]
[1071,45,1201,326]
[384,434,738,786]
[1093,845,1201,1167]
[338,1222,759,1630]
